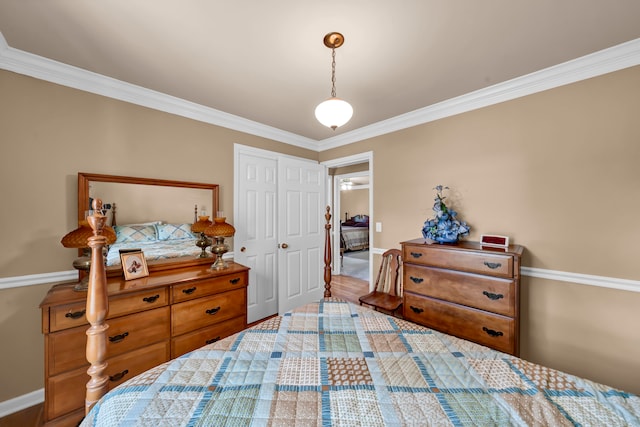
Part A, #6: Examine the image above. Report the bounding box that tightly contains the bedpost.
[85,199,110,415]
[324,205,332,297]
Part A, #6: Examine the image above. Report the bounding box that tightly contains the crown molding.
[0,32,318,151]
[1,32,639,152]
[318,38,640,150]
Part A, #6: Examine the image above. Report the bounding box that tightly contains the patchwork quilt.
[82,299,640,426]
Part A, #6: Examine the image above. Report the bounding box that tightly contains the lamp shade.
[61,220,116,248]
[191,216,213,233]
[204,217,235,238]
[315,97,353,130]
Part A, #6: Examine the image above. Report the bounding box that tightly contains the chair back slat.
[374,249,403,296]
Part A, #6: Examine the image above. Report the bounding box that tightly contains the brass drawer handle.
[409,276,424,284]
[482,327,504,337]
[230,278,241,284]
[483,291,504,300]
[109,369,129,382]
[109,332,129,343]
[484,261,502,269]
[206,336,221,345]
[143,294,160,303]
[409,306,424,314]
[206,306,221,315]
[410,252,423,259]
[65,309,86,319]
[182,287,197,295]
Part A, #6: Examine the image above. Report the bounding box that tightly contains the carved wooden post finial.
[85,199,110,414]
[324,206,332,297]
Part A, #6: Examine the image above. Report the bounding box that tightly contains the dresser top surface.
[40,261,249,308]
[401,238,524,256]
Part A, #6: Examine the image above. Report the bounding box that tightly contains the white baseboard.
[0,388,44,418]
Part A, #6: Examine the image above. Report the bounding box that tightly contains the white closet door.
[235,150,278,323]
[277,156,326,314]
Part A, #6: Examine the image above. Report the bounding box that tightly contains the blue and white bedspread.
[105,240,201,266]
[82,299,640,426]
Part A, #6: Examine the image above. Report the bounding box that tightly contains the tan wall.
[321,66,640,394]
[340,189,369,219]
[0,70,316,402]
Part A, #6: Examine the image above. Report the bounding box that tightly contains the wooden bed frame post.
[85,199,110,414]
[324,205,332,297]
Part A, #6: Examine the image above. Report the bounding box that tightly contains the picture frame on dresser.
[121,251,149,280]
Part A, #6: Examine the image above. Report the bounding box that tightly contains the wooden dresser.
[40,262,249,426]
[401,239,523,356]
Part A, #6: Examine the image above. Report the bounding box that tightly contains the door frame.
[321,151,374,287]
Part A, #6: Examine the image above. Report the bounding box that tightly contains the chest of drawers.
[401,239,523,356]
[40,262,249,426]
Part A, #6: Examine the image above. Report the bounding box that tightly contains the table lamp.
[204,215,235,269]
[61,220,116,291]
[191,215,213,258]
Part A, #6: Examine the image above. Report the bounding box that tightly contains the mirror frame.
[78,172,220,276]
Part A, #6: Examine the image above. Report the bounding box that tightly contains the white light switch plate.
[375,222,382,232]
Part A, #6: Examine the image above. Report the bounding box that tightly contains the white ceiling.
[1,1,639,148]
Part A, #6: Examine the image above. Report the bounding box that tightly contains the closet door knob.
[240,247,246,252]
[280,243,289,249]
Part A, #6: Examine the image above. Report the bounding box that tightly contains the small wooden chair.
[359,249,403,316]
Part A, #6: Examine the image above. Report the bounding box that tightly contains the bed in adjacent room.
[341,214,369,251]
[79,206,640,426]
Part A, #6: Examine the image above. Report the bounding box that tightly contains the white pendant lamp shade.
[315,97,353,130]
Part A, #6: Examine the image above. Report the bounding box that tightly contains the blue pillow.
[156,223,196,241]
[114,225,157,243]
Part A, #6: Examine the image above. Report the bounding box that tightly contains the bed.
[341,215,369,251]
[79,204,640,426]
[105,223,202,266]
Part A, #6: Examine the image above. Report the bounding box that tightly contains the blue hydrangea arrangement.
[422,185,470,243]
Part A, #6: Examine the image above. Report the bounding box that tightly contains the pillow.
[114,225,157,243]
[156,223,196,241]
[354,215,369,223]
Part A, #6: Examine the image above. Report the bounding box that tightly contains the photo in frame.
[120,251,149,280]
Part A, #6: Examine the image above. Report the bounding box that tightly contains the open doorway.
[337,172,370,281]
[322,152,373,287]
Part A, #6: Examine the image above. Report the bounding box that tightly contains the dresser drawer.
[403,293,515,354]
[404,264,516,317]
[47,306,170,376]
[49,287,169,332]
[172,272,247,303]
[172,315,246,358]
[49,301,89,332]
[403,245,513,278]
[46,340,169,420]
[172,288,245,336]
[109,288,169,318]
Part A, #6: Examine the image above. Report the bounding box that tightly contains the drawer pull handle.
[109,332,129,343]
[109,369,129,382]
[143,294,160,303]
[409,306,424,314]
[182,287,197,295]
[65,309,86,319]
[410,252,423,259]
[483,291,504,300]
[206,306,221,315]
[230,278,241,284]
[482,327,504,338]
[206,336,221,345]
[484,261,502,269]
[409,276,424,284]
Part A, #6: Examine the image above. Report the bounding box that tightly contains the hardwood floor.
[329,274,370,304]
[0,275,369,427]
[0,403,43,427]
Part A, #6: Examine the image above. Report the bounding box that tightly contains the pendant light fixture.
[315,32,353,130]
